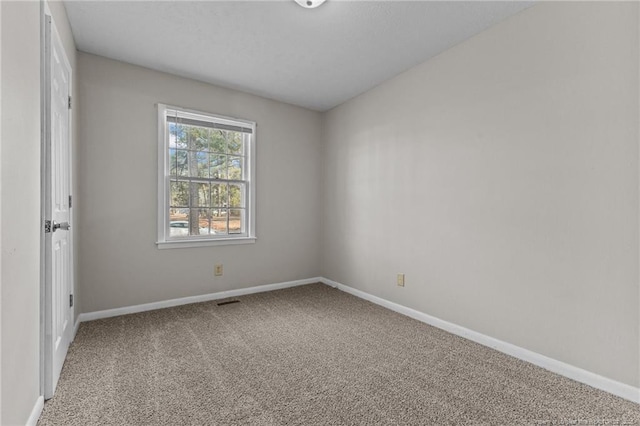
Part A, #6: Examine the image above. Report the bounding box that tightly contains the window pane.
[211,183,228,207]
[169,149,177,176]
[229,184,244,208]
[212,209,228,234]
[186,126,208,151]
[204,128,213,151]
[170,181,189,207]
[210,155,227,180]
[208,129,227,154]
[195,151,208,178]
[229,209,244,234]
[191,182,210,207]
[169,122,188,149]
[169,209,190,237]
[186,209,201,236]
[197,209,211,235]
[173,150,188,177]
[228,156,243,180]
[170,208,189,222]
[228,132,244,155]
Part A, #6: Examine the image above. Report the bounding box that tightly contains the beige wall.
[1,1,42,424]
[77,53,322,313]
[322,2,639,387]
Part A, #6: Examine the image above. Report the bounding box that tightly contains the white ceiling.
[64,1,534,111]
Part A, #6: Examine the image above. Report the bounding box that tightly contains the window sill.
[156,237,256,249]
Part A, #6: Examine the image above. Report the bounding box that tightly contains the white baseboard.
[320,277,640,404]
[72,316,81,341]
[78,277,323,323]
[26,395,44,426]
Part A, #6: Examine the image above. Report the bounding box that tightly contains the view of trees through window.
[168,119,247,238]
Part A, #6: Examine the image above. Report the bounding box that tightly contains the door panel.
[44,15,73,399]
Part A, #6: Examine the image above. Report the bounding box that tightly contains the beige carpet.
[39,283,639,425]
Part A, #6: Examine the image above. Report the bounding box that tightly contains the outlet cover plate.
[215,264,223,276]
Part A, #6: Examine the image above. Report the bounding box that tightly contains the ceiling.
[64,1,534,111]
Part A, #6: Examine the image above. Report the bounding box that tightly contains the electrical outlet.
[397,273,405,287]
[215,264,223,276]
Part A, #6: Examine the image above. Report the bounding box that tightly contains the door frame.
[40,2,75,400]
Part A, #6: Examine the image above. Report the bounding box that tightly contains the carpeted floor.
[39,283,639,425]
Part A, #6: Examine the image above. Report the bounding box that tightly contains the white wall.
[77,53,322,313]
[322,2,639,388]
[1,1,42,424]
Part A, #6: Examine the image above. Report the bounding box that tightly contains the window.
[157,104,256,248]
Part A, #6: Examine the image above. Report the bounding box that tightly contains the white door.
[43,15,74,400]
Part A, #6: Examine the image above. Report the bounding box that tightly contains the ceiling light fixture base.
[295,0,326,9]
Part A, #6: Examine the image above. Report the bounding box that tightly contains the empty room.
[1,0,639,424]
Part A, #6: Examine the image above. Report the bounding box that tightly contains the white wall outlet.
[214,264,223,276]
[397,273,405,287]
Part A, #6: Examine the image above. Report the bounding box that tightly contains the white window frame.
[156,103,256,249]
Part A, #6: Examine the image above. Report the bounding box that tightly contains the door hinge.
[44,220,52,233]
[69,294,74,308]
[68,96,72,109]
[69,195,72,208]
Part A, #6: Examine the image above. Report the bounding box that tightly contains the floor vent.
[217,300,240,306]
